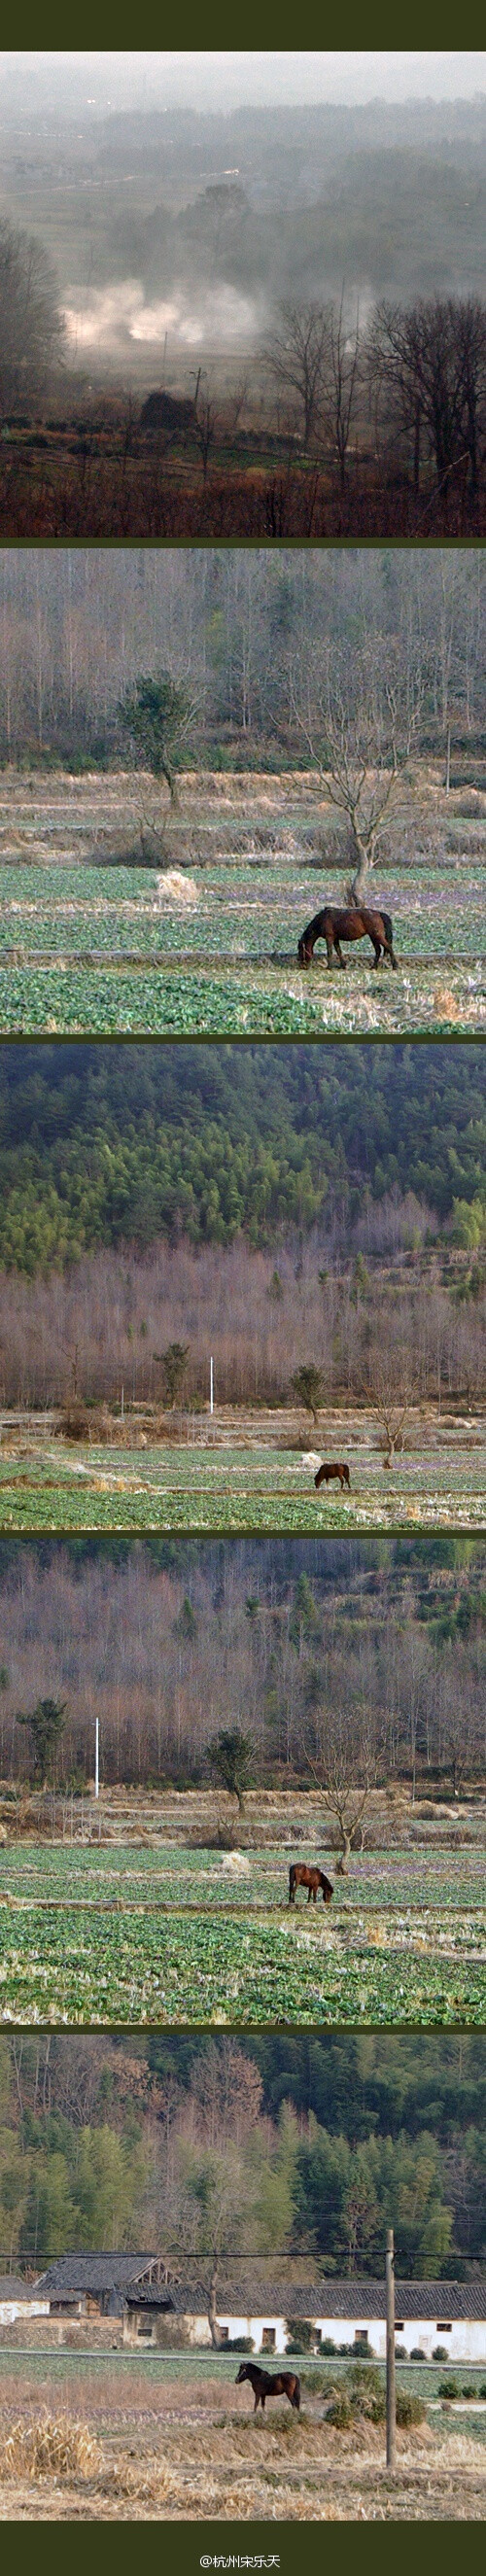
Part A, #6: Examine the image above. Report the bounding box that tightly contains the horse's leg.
[371,938,382,967]
[326,936,333,969]
[334,940,346,968]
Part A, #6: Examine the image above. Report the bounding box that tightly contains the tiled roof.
[35,2252,155,2296]
[126,2270,486,2322]
[30,2255,486,2324]
[0,2277,39,2302]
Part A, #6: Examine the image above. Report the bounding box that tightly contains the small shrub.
[320,2338,337,2356]
[226,2336,254,2352]
[410,2348,426,2361]
[348,2365,386,2424]
[396,2390,426,2427]
[439,2378,460,2401]
[327,2392,353,2429]
[286,2318,318,2352]
[433,2346,448,2361]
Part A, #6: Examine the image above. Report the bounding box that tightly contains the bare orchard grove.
[0,2357,484,2521]
[0,768,484,1038]
[0,1793,484,2025]
[0,1403,483,1533]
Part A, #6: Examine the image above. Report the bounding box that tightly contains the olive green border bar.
[12,17,460,59]
[10,2516,486,2567]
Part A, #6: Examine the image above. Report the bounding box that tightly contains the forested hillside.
[0,547,483,765]
[0,2033,483,2276]
[0,1044,484,1273]
[0,1536,483,1786]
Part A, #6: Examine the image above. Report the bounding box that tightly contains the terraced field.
[0,1841,484,2025]
[0,771,484,1035]
[0,1418,483,1531]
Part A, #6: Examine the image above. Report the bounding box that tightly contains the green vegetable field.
[0,853,484,1035]
[0,1432,483,1532]
[0,1843,484,2025]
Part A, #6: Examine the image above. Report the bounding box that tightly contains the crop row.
[1,1845,483,1911]
[0,1905,484,2023]
[0,958,483,1038]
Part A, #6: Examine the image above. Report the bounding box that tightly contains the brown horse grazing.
[236,2361,300,2412]
[289,1862,333,1905]
[315,1461,350,1490]
[298,905,398,969]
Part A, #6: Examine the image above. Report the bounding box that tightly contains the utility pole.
[210,1356,214,1416]
[94,1718,99,1801]
[386,2226,397,2472]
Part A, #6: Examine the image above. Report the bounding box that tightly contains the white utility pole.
[94,1718,99,1801]
[210,1356,214,1415]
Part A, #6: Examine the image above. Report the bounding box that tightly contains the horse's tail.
[293,2379,300,2410]
[382,912,394,945]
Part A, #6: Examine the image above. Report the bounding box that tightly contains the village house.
[0,2276,49,2326]
[18,2255,486,2365]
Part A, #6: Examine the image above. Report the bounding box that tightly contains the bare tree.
[289,641,420,900]
[303,1701,380,1873]
[320,292,361,499]
[369,296,486,506]
[266,303,330,448]
[364,1346,415,1469]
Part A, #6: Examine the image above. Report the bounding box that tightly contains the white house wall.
[126,2308,486,2363]
[190,2312,486,2363]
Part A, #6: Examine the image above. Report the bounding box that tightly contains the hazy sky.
[1,52,485,117]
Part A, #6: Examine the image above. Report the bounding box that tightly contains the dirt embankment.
[1,1783,484,1850]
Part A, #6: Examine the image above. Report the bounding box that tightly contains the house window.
[137,2319,154,2339]
[437,2322,452,2334]
[219,2327,229,2345]
[395,2321,404,2333]
[355,2330,370,2349]
[261,2327,276,2350]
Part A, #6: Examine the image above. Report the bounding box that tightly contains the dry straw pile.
[0,2413,100,2482]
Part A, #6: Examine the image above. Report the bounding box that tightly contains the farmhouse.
[31,2252,169,2319]
[122,2271,486,2365]
[0,2276,49,2326]
[11,2257,486,2364]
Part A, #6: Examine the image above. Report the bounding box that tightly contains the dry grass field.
[0,2375,484,2519]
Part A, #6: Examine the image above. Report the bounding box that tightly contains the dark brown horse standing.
[289,1863,333,1905]
[236,2361,300,2412]
[298,905,398,969]
[315,1462,350,1490]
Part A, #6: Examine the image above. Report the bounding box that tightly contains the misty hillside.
[2,96,485,340]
